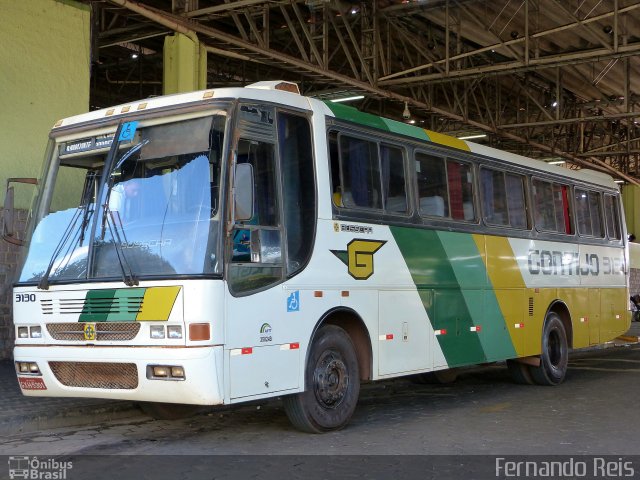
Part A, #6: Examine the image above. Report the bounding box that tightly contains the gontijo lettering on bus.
[527,250,625,275]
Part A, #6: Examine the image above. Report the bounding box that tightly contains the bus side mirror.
[3,177,37,246]
[234,163,254,222]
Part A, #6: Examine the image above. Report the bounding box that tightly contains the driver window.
[228,131,284,294]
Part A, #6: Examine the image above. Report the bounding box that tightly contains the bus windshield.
[19,113,226,284]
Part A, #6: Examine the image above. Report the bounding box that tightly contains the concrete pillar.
[622,185,640,240]
[163,33,207,94]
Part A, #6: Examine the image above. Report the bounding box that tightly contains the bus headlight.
[167,325,183,339]
[147,364,185,380]
[150,325,165,339]
[30,326,42,338]
[17,327,29,339]
[152,366,169,377]
[15,361,41,375]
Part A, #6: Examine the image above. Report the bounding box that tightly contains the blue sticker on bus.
[287,291,300,312]
[118,121,138,141]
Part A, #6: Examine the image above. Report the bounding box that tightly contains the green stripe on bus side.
[108,288,145,322]
[325,102,391,131]
[381,118,430,141]
[325,102,430,141]
[437,232,517,361]
[390,226,486,366]
[79,289,117,322]
[78,288,145,322]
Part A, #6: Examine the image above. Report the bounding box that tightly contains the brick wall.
[0,209,28,359]
[631,268,640,297]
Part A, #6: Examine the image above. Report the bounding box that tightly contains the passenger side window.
[447,160,475,221]
[480,168,527,228]
[416,152,448,217]
[329,132,408,215]
[380,144,408,214]
[604,194,622,240]
[533,179,573,234]
[279,112,315,275]
[506,173,528,228]
[416,152,475,221]
[575,189,604,238]
[481,168,508,225]
[339,135,381,209]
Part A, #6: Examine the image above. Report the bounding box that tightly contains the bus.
[8,81,629,433]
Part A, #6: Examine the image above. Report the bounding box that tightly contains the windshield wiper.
[78,171,98,247]
[37,208,86,290]
[103,204,138,287]
[37,172,99,290]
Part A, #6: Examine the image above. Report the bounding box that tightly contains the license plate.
[18,377,47,390]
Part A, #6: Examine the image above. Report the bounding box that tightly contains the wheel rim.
[313,349,349,409]
[547,329,563,368]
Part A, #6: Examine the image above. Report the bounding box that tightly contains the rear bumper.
[13,345,225,405]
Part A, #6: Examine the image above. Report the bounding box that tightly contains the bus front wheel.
[530,312,569,386]
[283,325,360,433]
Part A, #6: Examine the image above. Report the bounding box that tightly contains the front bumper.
[13,345,225,405]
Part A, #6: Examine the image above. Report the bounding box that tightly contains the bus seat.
[463,201,474,220]
[386,196,407,213]
[420,196,445,217]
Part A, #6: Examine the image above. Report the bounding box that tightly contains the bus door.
[224,105,315,401]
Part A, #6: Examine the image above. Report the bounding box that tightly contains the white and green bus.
[9,81,629,432]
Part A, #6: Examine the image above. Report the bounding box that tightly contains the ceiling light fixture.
[457,134,487,140]
[330,95,365,103]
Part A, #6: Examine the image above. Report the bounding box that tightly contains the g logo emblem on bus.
[83,323,96,341]
[331,239,386,280]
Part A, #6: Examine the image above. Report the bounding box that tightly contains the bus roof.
[51,83,313,131]
[52,82,617,190]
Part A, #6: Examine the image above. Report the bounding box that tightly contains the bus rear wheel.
[530,312,569,386]
[283,325,360,433]
[506,359,534,385]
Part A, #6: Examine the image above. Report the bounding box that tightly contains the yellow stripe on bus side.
[473,235,529,356]
[424,130,471,151]
[136,286,181,321]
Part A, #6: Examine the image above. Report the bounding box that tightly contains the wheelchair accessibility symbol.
[287,291,300,312]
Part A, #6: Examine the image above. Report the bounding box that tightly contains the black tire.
[507,359,535,385]
[283,325,360,433]
[411,369,458,385]
[530,312,569,386]
[138,402,201,420]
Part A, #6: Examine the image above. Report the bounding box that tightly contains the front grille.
[46,322,141,341]
[49,361,138,389]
